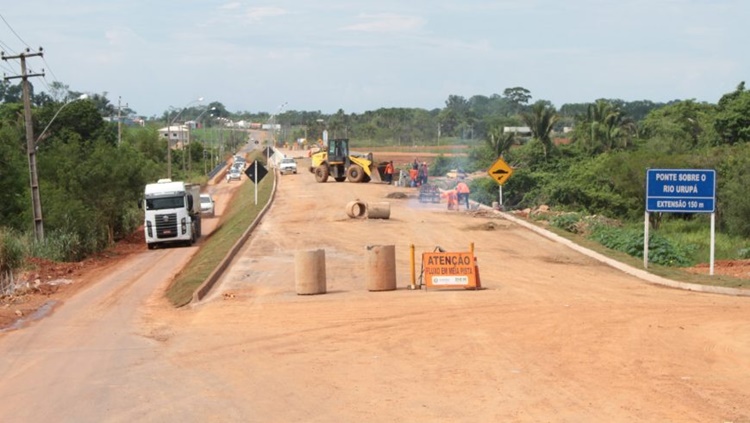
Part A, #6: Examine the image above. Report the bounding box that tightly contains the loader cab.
[327,138,350,165]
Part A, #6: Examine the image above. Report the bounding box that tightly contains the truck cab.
[143,179,202,249]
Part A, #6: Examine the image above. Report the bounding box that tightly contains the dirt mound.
[385,192,409,199]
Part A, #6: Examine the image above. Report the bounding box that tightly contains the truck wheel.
[148,243,156,250]
[315,165,329,183]
[347,165,365,182]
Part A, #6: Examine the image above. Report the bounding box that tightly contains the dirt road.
[1,148,749,422]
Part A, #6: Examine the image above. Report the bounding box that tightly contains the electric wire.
[0,13,31,50]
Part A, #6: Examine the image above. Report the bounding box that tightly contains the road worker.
[455,179,470,210]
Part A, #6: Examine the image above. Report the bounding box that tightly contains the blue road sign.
[646,169,716,213]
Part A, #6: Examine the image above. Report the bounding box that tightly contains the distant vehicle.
[200,194,215,217]
[226,169,242,182]
[279,157,297,174]
[446,169,467,179]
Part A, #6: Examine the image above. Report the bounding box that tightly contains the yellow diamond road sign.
[488,157,513,185]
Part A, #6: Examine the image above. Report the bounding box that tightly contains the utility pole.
[117,96,128,146]
[2,48,46,241]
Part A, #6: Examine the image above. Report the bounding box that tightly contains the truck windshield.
[145,196,184,211]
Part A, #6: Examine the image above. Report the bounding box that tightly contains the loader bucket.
[368,163,382,183]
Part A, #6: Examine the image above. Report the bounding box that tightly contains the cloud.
[341,13,425,33]
[220,2,242,10]
[246,6,287,21]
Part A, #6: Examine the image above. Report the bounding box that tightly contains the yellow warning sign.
[422,252,478,289]
[488,157,513,185]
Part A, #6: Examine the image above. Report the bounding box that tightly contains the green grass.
[537,220,750,290]
[655,216,750,262]
[166,155,274,306]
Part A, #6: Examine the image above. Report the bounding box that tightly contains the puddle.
[0,300,59,333]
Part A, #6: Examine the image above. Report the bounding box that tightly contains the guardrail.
[208,162,225,179]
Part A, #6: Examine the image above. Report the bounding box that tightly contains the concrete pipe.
[367,202,391,219]
[295,249,327,295]
[346,200,367,218]
[366,245,397,291]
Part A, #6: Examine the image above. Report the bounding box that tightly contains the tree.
[573,100,637,155]
[503,87,532,113]
[0,81,23,103]
[47,81,71,102]
[520,100,559,158]
[640,100,717,152]
[0,124,29,230]
[714,81,750,145]
[485,125,516,158]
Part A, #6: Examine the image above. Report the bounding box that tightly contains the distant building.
[503,126,532,136]
[158,125,189,148]
[104,116,145,126]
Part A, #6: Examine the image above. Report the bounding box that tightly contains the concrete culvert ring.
[346,200,367,218]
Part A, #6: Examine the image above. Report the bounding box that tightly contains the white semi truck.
[142,179,202,249]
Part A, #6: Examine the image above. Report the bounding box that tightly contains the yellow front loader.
[308,138,382,183]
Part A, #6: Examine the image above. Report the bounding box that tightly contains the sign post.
[245,160,268,205]
[645,169,716,274]
[487,157,513,207]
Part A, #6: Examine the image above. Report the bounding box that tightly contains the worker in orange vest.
[455,179,470,210]
[409,166,419,187]
[441,188,458,210]
[384,161,394,184]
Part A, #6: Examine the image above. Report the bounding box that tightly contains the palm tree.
[485,126,516,158]
[581,100,637,154]
[520,100,559,158]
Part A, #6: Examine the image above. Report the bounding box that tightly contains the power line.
[0,13,31,50]
[0,14,58,92]
[0,38,18,56]
[41,56,58,82]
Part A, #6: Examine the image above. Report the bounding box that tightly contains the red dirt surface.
[0,229,146,330]
[4,225,748,332]
[686,259,750,279]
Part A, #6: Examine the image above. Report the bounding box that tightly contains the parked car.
[279,157,297,174]
[200,194,215,217]
[226,169,242,182]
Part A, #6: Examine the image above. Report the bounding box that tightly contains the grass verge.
[166,159,274,307]
[538,221,750,290]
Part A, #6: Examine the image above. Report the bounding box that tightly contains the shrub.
[469,177,500,207]
[588,224,692,267]
[0,228,25,271]
[28,229,91,262]
[550,213,583,233]
[0,228,27,294]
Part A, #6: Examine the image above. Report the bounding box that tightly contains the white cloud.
[341,14,425,33]
[246,6,287,21]
[220,2,242,10]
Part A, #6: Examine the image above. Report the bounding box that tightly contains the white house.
[503,126,532,136]
[158,125,189,148]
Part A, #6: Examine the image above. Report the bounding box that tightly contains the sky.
[0,0,747,118]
